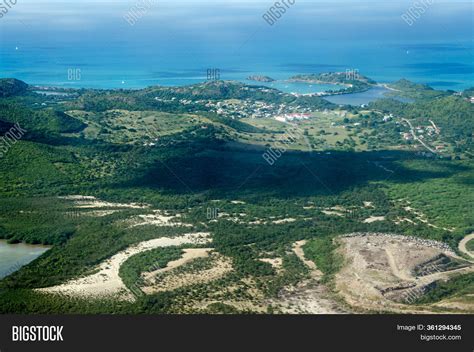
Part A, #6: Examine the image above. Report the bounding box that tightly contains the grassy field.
[240,110,370,152]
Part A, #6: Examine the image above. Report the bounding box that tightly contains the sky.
[2,1,472,32]
[1,1,471,50]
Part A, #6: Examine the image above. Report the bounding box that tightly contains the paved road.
[402,118,437,154]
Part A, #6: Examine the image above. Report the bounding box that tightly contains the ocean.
[0,1,472,92]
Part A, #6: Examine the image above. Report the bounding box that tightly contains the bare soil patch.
[335,233,474,313]
[38,233,210,301]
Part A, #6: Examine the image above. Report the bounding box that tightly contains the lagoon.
[0,240,50,279]
[323,86,412,106]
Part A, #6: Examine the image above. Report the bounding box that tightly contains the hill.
[289,72,376,94]
[387,79,449,100]
[0,79,28,97]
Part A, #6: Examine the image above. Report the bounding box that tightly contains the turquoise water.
[242,80,345,94]
[324,86,395,105]
[0,1,472,91]
[0,240,50,279]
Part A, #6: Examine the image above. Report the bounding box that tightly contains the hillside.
[0,78,28,97]
[387,79,449,100]
[289,72,376,94]
[290,72,376,85]
[0,78,473,315]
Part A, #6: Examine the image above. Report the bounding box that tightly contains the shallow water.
[0,240,50,279]
[323,86,412,106]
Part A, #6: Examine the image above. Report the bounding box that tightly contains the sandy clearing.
[459,233,474,260]
[248,219,265,225]
[266,241,346,314]
[259,258,283,271]
[363,216,386,223]
[273,218,296,224]
[84,210,119,217]
[141,253,233,294]
[59,195,96,200]
[129,210,190,228]
[75,201,148,209]
[59,195,149,209]
[38,233,210,301]
[322,210,344,217]
[292,240,319,273]
[142,248,212,282]
[271,281,348,314]
[395,217,417,225]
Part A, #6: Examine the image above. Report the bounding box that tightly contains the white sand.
[322,210,344,217]
[142,248,212,282]
[293,240,320,274]
[38,233,210,301]
[363,216,386,223]
[259,258,283,270]
[272,218,296,224]
[129,211,190,227]
[59,195,149,209]
[142,252,233,294]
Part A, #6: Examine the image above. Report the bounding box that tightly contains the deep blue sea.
[0,1,472,94]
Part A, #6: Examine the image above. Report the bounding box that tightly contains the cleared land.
[335,233,474,313]
[141,250,233,294]
[267,240,346,314]
[38,233,210,301]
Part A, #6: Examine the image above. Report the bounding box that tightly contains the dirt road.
[459,233,474,260]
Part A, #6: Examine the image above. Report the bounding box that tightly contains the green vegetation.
[415,273,474,304]
[467,239,474,252]
[247,75,275,83]
[303,237,342,283]
[0,102,86,136]
[462,87,474,98]
[370,94,474,155]
[120,247,184,295]
[290,72,376,94]
[0,78,28,97]
[387,79,449,101]
[0,76,472,314]
[204,302,241,314]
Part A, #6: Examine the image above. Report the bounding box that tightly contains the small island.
[289,72,376,95]
[247,75,275,83]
